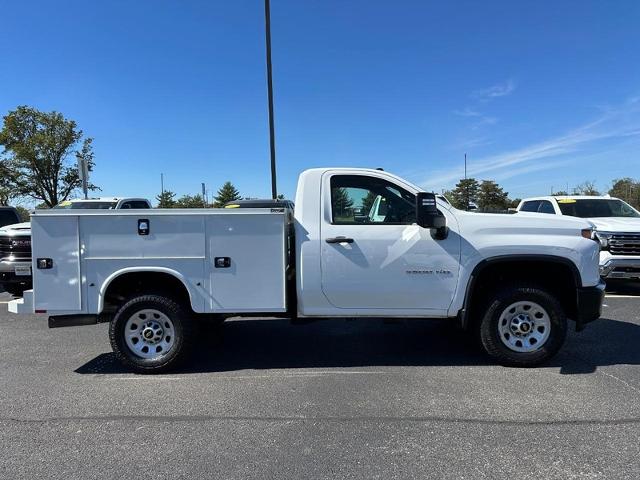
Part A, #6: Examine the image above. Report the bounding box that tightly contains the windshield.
[557,199,640,218]
[0,210,20,227]
[55,201,118,210]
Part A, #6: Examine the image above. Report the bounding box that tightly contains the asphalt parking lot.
[1,282,640,479]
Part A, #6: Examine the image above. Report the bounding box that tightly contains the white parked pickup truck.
[9,168,604,372]
[517,195,640,280]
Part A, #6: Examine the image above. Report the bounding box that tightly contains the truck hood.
[586,217,640,233]
[0,222,31,236]
[461,211,591,231]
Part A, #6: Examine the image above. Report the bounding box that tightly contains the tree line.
[443,177,640,212]
[157,182,243,208]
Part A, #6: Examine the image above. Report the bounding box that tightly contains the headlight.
[593,231,612,249]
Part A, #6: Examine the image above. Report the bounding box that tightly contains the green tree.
[361,191,377,215]
[0,188,11,206]
[0,162,14,205]
[212,181,241,207]
[0,106,97,207]
[508,198,521,209]
[15,206,30,222]
[156,190,177,208]
[175,194,207,208]
[573,181,600,196]
[442,190,455,206]
[551,190,568,196]
[477,180,509,211]
[331,187,354,219]
[449,178,480,210]
[609,178,640,208]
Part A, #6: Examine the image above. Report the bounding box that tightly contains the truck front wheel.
[109,294,195,374]
[478,285,567,367]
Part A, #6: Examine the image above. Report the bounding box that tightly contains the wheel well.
[103,272,192,313]
[465,260,578,327]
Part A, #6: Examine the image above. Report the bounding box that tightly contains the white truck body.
[9,168,605,371]
[20,209,288,315]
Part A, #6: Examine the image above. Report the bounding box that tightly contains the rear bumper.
[600,257,640,280]
[575,280,606,331]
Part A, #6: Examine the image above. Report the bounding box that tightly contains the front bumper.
[575,280,606,331]
[600,256,640,280]
[0,260,32,284]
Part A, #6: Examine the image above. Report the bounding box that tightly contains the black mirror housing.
[416,192,445,228]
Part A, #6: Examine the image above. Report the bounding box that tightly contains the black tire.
[109,294,195,374]
[478,284,567,367]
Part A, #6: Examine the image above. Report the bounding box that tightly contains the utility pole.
[201,182,206,207]
[264,0,278,199]
[464,153,468,211]
[77,154,89,200]
[160,173,164,197]
[464,153,467,180]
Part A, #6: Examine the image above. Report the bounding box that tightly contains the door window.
[520,201,541,212]
[537,201,556,214]
[329,175,415,225]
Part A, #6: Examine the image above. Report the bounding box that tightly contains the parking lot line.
[605,294,640,299]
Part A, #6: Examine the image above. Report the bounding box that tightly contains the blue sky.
[1,0,639,204]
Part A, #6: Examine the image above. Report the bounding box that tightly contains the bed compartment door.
[207,213,286,312]
[32,215,82,312]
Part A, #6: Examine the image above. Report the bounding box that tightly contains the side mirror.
[416,192,447,238]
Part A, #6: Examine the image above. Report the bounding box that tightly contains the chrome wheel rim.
[498,301,551,353]
[124,309,175,359]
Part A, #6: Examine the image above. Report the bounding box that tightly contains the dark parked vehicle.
[224,199,295,210]
[0,207,29,296]
[0,207,21,228]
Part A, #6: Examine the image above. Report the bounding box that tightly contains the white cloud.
[453,108,497,129]
[453,107,483,118]
[472,79,516,101]
[423,96,640,190]
[454,79,514,129]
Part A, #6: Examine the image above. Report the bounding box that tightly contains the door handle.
[325,236,354,244]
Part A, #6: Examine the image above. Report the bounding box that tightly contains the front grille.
[609,233,640,256]
[0,236,32,260]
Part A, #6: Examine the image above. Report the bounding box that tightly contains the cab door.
[320,173,460,313]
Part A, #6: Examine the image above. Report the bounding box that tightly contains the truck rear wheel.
[109,294,195,374]
[478,285,567,367]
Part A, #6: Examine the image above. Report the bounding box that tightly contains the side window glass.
[520,201,540,212]
[129,201,150,209]
[538,201,555,214]
[330,175,415,225]
[120,202,132,209]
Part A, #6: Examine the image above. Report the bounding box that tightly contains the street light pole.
[264,0,278,199]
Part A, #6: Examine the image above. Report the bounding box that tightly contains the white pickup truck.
[517,195,640,280]
[9,168,604,372]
